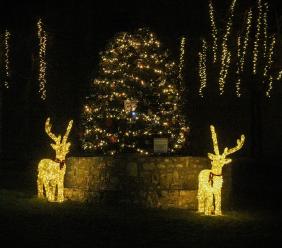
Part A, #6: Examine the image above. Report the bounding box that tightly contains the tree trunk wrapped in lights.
[80,28,189,155]
[37,117,73,202]
[198,125,245,215]
[37,19,47,100]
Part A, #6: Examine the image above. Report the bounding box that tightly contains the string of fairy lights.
[263,2,269,58]
[178,37,186,81]
[253,0,262,75]
[218,0,237,95]
[239,9,252,73]
[265,75,273,97]
[209,1,218,63]
[236,36,241,97]
[199,40,207,97]
[237,36,241,70]
[37,19,47,100]
[4,29,11,89]
[263,35,275,78]
[236,9,253,97]
[277,70,282,81]
[235,78,241,97]
[264,36,276,98]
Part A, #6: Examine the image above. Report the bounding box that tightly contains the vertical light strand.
[178,37,186,81]
[263,35,275,78]
[235,78,241,97]
[220,50,231,91]
[4,29,11,89]
[199,39,207,97]
[236,10,253,97]
[276,70,282,81]
[236,34,241,75]
[218,0,237,95]
[209,1,218,63]
[263,2,269,58]
[240,9,253,72]
[265,75,273,98]
[237,36,241,63]
[264,36,275,99]
[236,36,241,97]
[37,19,47,100]
[253,0,262,74]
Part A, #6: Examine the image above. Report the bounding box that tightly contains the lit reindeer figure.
[37,117,73,202]
[198,125,245,215]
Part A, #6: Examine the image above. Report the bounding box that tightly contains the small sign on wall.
[154,138,168,153]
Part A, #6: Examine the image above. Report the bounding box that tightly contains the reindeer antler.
[223,134,245,157]
[45,117,61,144]
[210,125,220,155]
[62,120,73,144]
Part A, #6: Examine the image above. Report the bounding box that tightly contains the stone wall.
[64,156,232,209]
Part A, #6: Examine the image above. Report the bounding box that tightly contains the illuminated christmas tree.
[80,28,189,155]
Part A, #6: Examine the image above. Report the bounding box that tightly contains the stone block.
[127,162,138,177]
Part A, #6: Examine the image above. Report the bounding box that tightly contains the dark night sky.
[2,0,282,70]
[1,0,282,162]
[2,0,281,90]
[1,0,281,72]
[3,0,282,36]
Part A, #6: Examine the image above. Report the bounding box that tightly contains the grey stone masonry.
[64,156,232,209]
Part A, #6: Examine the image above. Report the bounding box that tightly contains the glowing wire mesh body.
[37,118,73,202]
[198,125,245,215]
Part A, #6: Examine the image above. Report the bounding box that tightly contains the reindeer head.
[45,117,73,161]
[208,125,245,174]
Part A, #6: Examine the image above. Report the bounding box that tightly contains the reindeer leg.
[45,181,51,201]
[57,180,64,202]
[50,182,56,202]
[46,181,55,202]
[37,176,44,198]
[197,187,205,213]
[214,191,222,215]
[44,178,51,200]
[205,192,213,215]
